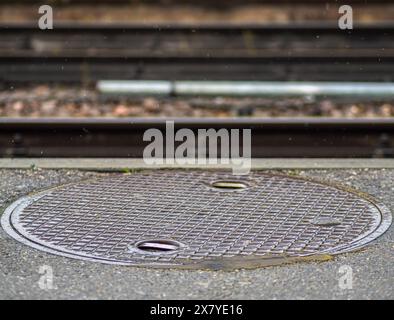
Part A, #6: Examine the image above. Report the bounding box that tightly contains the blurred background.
[0,0,393,119]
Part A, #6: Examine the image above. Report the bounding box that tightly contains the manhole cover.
[1,171,391,270]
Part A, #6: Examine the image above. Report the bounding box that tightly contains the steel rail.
[1,118,393,158]
[1,23,394,83]
[5,0,394,4]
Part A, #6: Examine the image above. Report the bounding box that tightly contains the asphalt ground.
[0,167,393,299]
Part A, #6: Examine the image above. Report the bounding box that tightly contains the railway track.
[1,118,393,158]
[1,23,394,84]
[6,0,394,4]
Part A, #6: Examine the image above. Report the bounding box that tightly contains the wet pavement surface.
[0,168,393,299]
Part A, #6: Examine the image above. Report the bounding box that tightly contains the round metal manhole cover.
[1,170,392,270]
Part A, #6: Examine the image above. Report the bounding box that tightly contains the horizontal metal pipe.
[175,81,394,97]
[97,80,394,97]
[97,80,172,95]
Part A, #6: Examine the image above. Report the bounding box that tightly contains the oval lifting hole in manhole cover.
[1,170,392,270]
[310,217,342,227]
[130,239,184,254]
[210,180,248,191]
